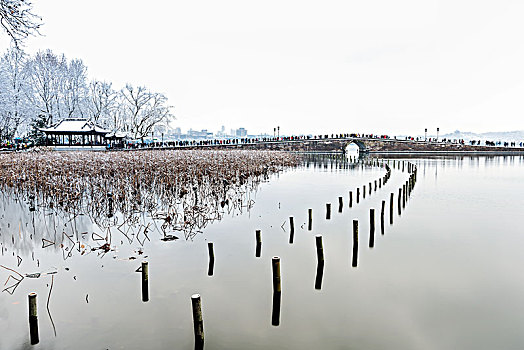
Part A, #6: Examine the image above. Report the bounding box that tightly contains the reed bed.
[0,150,299,239]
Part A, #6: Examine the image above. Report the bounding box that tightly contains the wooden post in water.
[207,242,215,276]
[369,182,372,195]
[191,294,204,348]
[289,217,295,244]
[142,261,149,302]
[402,184,406,208]
[357,188,360,203]
[352,220,359,267]
[349,191,353,208]
[374,180,377,191]
[363,185,366,199]
[338,197,343,213]
[272,257,281,293]
[379,178,382,188]
[207,242,214,260]
[308,209,313,231]
[256,230,262,257]
[326,203,331,220]
[316,235,324,262]
[28,293,39,345]
[369,209,375,248]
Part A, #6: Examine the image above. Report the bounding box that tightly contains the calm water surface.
[1,155,524,350]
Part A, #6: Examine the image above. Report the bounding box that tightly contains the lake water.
[1,154,524,350]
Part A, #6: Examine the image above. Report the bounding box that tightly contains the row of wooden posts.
[26,158,417,348]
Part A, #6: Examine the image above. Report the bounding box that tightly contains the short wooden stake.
[352,220,358,267]
[191,294,204,347]
[142,261,149,302]
[207,242,214,260]
[308,209,313,231]
[363,185,366,199]
[326,203,331,220]
[28,293,39,345]
[356,188,360,203]
[349,191,353,207]
[289,217,295,234]
[315,235,324,262]
[272,257,281,293]
[338,196,343,213]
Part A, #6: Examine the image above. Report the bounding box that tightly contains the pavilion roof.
[40,119,112,134]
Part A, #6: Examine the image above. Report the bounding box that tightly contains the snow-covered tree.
[0,47,176,143]
[0,47,31,141]
[24,50,64,126]
[24,49,89,126]
[60,58,88,119]
[120,84,174,139]
[0,0,42,48]
[87,80,117,128]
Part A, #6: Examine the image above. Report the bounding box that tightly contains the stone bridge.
[174,136,524,153]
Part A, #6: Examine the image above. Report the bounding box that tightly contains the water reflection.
[0,152,473,349]
[271,291,281,326]
[207,257,214,276]
[315,261,324,290]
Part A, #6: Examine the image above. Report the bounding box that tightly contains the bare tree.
[0,47,30,141]
[60,58,88,118]
[120,84,174,139]
[0,0,42,48]
[24,50,63,125]
[87,80,117,127]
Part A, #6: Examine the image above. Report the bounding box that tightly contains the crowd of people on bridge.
[3,132,523,151]
[121,133,524,149]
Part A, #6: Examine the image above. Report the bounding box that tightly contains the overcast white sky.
[2,0,524,136]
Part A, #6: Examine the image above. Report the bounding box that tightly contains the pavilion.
[40,118,124,146]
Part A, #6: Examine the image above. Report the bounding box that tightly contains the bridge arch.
[344,140,367,153]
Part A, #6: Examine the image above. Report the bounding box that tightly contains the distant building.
[187,129,213,139]
[216,125,227,138]
[236,128,247,137]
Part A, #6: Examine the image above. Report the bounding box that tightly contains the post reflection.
[207,257,214,276]
[315,261,324,290]
[271,291,281,326]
